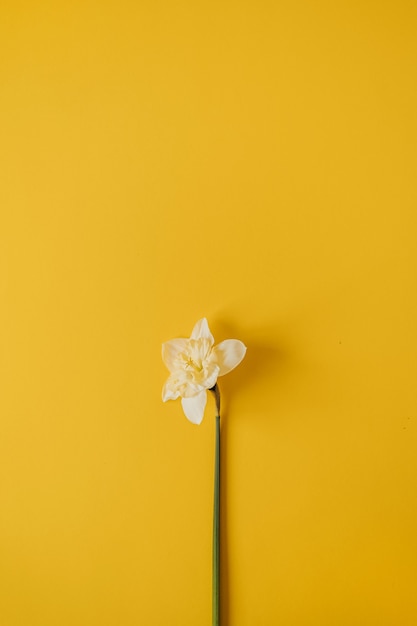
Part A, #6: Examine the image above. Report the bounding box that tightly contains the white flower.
[162,318,246,424]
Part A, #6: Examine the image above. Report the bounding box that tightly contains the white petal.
[181,391,207,425]
[213,339,247,376]
[162,380,180,402]
[202,363,220,391]
[162,339,188,372]
[190,318,214,345]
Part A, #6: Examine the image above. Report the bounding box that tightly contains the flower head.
[162,318,246,424]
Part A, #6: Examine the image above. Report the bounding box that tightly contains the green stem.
[212,386,221,626]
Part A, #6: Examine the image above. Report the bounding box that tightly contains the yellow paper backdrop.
[1,1,416,624]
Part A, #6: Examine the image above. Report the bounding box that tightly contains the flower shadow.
[212,317,291,417]
[222,342,286,415]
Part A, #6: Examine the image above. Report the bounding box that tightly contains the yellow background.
[1,1,416,624]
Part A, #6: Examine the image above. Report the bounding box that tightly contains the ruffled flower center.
[166,337,219,397]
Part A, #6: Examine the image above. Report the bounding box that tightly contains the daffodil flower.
[162,318,246,626]
[162,318,246,424]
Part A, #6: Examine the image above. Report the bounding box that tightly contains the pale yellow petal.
[190,318,214,346]
[202,363,220,390]
[213,339,247,376]
[162,379,180,402]
[181,391,207,424]
[162,338,188,372]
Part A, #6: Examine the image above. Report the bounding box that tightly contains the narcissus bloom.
[162,318,246,424]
